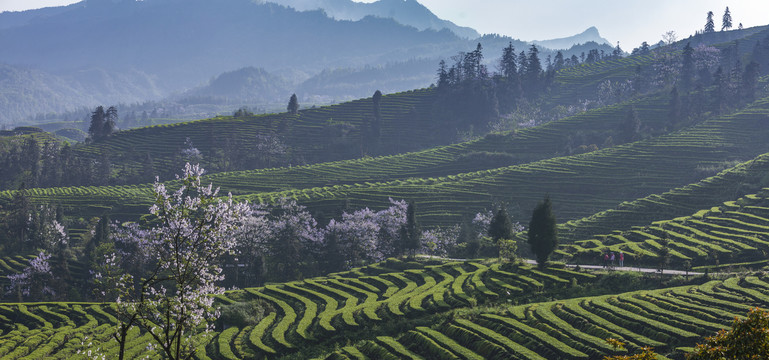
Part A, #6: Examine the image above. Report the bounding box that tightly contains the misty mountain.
[0,63,162,124]
[180,67,293,105]
[0,0,616,126]
[266,0,479,39]
[532,26,612,50]
[0,0,465,123]
[0,0,461,87]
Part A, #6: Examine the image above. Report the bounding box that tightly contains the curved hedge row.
[324,274,769,359]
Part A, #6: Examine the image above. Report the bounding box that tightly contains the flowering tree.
[258,198,325,282]
[6,251,54,301]
[420,226,459,257]
[325,198,408,268]
[94,163,249,360]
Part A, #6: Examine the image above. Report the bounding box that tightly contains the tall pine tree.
[527,196,557,267]
[287,94,299,114]
[400,202,420,257]
[488,207,514,242]
[704,11,715,33]
[722,7,732,31]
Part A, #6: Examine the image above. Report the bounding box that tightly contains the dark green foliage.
[500,42,518,79]
[622,107,641,142]
[712,66,725,114]
[705,11,715,33]
[668,86,681,126]
[218,300,274,329]
[721,6,732,31]
[524,45,543,95]
[528,196,557,267]
[681,42,694,92]
[372,90,382,139]
[287,93,299,114]
[488,207,514,242]
[88,106,117,142]
[742,61,761,103]
[323,231,346,273]
[400,202,420,256]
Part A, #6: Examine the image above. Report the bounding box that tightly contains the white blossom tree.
[94,163,249,360]
[6,251,54,301]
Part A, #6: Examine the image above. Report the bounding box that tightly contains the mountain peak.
[581,26,600,36]
[266,0,479,39]
[532,26,612,50]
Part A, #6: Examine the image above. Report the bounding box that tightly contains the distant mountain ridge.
[0,0,618,125]
[532,26,612,50]
[0,0,463,123]
[266,0,479,39]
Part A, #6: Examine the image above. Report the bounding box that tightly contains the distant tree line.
[431,41,626,141]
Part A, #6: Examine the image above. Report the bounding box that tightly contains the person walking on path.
[610,252,616,268]
[619,251,624,267]
[603,253,609,269]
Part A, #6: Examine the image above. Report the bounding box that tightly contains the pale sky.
[2,0,768,49]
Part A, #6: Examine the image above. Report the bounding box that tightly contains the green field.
[322,275,769,360]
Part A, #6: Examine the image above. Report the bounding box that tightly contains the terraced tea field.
[3,258,767,359]
[565,186,769,267]
[6,92,769,228]
[235,95,769,225]
[210,259,592,359]
[0,94,672,217]
[71,88,438,176]
[0,259,594,359]
[321,275,769,359]
[562,152,769,243]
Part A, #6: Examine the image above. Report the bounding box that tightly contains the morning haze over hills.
[0,0,613,125]
[3,0,769,359]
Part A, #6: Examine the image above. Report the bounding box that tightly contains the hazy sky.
[2,0,769,49]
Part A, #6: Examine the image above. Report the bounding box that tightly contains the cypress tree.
[622,107,641,142]
[669,86,681,126]
[372,90,382,139]
[287,94,299,114]
[527,196,557,267]
[681,42,695,92]
[488,207,514,242]
[742,61,760,103]
[400,202,420,257]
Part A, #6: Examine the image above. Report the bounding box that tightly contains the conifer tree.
[704,11,715,33]
[681,42,695,91]
[437,60,449,88]
[713,66,725,114]
[622,107,641,142]
[722,7,732,31]
[553,51,565,71]
[524,45,542,95]
[488,207,514,242]
[88,106,105,140]
[669,86,681,126]
[500,42,517,78]
[372,90,382,139]
[287,94,299,114]
[742,61,760,103]
[527,196,557,267]
[400,202,420,257]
